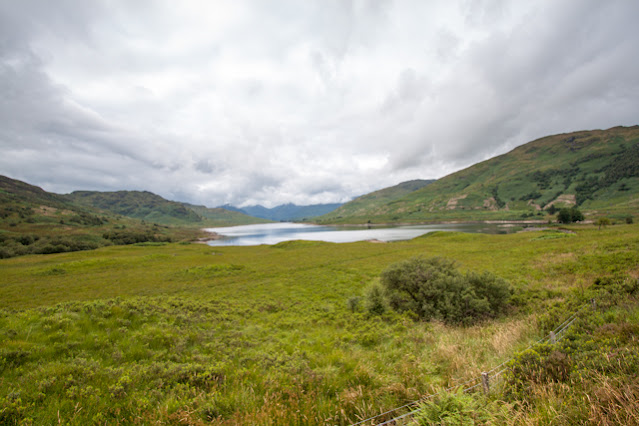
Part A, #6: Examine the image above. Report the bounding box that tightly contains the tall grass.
[0,223,638,424]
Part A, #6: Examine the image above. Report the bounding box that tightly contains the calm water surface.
[204,222,520,246]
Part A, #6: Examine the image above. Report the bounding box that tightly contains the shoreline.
[194,229,223,244]
[195,219,570,245]
[311,219,551,227]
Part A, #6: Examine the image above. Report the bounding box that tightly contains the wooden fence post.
[550,331,556,344]
[591,298,596,310]
[481,372,490,394]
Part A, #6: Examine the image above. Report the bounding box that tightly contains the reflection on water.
[204,222,521,246]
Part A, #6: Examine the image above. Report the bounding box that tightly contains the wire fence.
[349,300,594,426]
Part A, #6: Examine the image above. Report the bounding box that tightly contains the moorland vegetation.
[1,223,638,424]
[0,175,264,259]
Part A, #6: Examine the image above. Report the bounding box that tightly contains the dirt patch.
[446,194,467,210]
[533,252,577,269]
[545,194,576,209]
[34,205,74,216]
[527,200,542,211]
[628,268,639,280]
[482,197,497,210]
[35,205,58,216]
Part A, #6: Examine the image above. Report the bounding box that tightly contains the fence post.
[481,372,490,394]
[550,331,556,344]
[591,298,596,310]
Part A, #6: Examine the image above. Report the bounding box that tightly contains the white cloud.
[1,0,638,208]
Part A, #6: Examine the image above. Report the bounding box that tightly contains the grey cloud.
[385,0,639,175]
[381,68,430,114]
[194,159,217,174]
[462,0,509,28]
[1,1,638,208]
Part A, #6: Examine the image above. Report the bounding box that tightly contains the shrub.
[557,207,584,224]
[14,234,38,246]
[364,282,386,315]
[378,257,510,325]
[347,296,361,313]
[596,217,611,229]
[102,230,171,245]
[414,391,509,425]
[33,237,100,254]
[504,345,572,397]
[592,274,639,305]
[546,205,558,215]
[626,216,634,224]
[464,271,511,315]
[0,248,10,259]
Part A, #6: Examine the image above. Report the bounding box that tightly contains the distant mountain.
[218,204,247,214]
[317,126,639,223]
[183,203,271,226]
[221,203,343,221]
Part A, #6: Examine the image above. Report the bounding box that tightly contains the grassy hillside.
[0,176,209,259]
[317,179,434,223]
[319,126,639,223]
[1,222,637,424]
[185,203,272,226]
[0,175,71,210]
[0,175,280,259]
[65,190,205,226]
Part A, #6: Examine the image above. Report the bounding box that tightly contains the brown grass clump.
[586,374,639,425]
[490,318,535,357]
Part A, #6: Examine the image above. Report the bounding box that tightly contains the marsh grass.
[0,224,638,424]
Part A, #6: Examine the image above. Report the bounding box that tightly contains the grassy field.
[1,223,638,424]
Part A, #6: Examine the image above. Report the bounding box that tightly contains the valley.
[1,126,639,424]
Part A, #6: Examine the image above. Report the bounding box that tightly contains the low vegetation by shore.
[1,222,637,424]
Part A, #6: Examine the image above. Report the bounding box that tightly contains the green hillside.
[0,176,195,259]
[0,175,71,210]
[0,175,112,229]
[184,203,271,226]
[65,190,204,226]
[316,179,433,223]
[0,176,265,259]
[319,126,639,223]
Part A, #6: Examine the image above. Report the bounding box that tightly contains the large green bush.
[376,256,511,325]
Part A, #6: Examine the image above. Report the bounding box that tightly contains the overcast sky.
[1,1,638,207]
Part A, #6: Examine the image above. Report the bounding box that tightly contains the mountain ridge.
[317,126,639,223]
[65,190,203,225]
[315,179,434,221]
[0,176,271,258]
[223,202,343,221]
